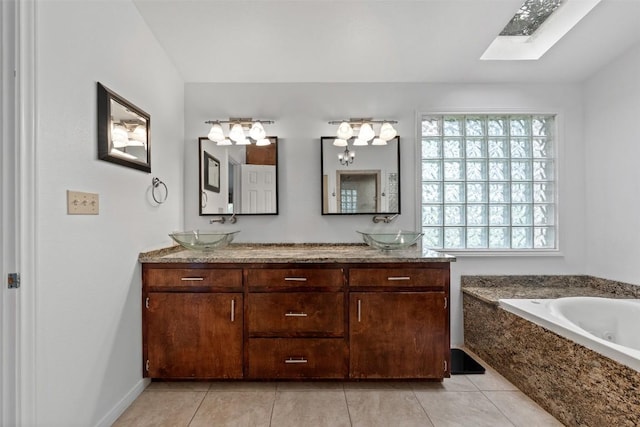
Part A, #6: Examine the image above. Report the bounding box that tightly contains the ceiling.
[133,0,640,84]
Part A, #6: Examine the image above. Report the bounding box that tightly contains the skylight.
[500,0,565,37]
[481,0,601,61]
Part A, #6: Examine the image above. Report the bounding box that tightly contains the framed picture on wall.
[203,151,220,193]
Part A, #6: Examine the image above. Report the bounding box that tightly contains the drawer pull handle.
[388,276,410,281]
[285,357,308,364]
[285,312,308,317]
[284,277,307,282]
[230,299,235,322]
[357,299,362,322]
[181,277,204,281]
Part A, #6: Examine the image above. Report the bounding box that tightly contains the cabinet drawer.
[144,268,242,288]
[248,338,347,379]
[349,268,447,288]
[247,268,343,289]
[248,293,344,336]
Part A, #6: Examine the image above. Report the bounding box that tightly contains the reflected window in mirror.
[199,137,279,215]
[97,82,151,172]
[321,136,400,215]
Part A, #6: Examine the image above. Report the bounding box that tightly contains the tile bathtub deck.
[113,350,562,427]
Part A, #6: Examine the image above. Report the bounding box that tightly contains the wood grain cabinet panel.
[247,268,343,289]
[248,338,347,379]
[144,267,242,289]
[349,292,447,379]
[247,292,344,336]
[145,292,243,379]
[349,268,447,288]
[142,262,450,380]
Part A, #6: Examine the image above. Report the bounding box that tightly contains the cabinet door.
[349,292,446,379]
[145,292,243,379]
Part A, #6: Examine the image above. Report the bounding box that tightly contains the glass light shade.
[207,123,226,142]
[216,138,232,146]
[371,137,387,146]
[379,122,397,141]
[256,138,271,146]
[228,123,246,142]
[249,121,266,141]
[358,123,375,142]
[336,121,354,140]
[353,138,368,146]
[111,124,129,147]
[235,135,250,145]
[111,138,127,148]
[131,124,147,142]
[333,138,348,147]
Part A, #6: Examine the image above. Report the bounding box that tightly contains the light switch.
[67,190,99,215]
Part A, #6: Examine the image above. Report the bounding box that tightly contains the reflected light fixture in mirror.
[205,118,275,146]
[338,147,355,166]
[328,118,398,147]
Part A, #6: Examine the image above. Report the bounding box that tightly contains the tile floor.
[113,351,562,427]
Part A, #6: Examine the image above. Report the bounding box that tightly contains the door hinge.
[8,273,20,289]
[145,297,149,309]
[145,360,149,372]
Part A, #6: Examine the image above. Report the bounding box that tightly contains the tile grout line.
[268,388,277,427]
[479,389,518,427]
[341,386,354,427]
[411,387,437,427]
[186,385,211,427]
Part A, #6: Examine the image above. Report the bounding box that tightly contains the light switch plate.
[67,190,99,215]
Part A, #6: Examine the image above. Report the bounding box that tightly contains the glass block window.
[421,115,556,250]
[387,173,399,213]
[340,189,357,213]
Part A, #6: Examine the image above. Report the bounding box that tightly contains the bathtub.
[499,297,640,372]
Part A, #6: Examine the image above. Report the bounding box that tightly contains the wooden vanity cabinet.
[142,265,243,379]
[142,261,450,380]
[246,267,348,379]
[348,265,450,379]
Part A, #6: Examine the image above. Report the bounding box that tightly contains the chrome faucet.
[372,214,398,224]
[209,213,238,224]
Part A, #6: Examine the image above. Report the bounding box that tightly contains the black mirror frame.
[320,135,401,215]
[97,82,151,173]
[198,136,280,216]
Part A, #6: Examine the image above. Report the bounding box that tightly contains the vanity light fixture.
[205,118,275,146]
[338,147,355,166]
[111,121,147,149]
[328,118,398,146]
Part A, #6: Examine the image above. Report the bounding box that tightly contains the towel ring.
[152,177,168,204]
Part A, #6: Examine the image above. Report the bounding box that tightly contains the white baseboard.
[94,378,150,427]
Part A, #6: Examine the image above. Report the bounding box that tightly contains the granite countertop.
[462,275,639,305]
[139,243,456,264]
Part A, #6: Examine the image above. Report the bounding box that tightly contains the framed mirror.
[321,136,400,215]
[199,136,279,215]
[97,82,151,172]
